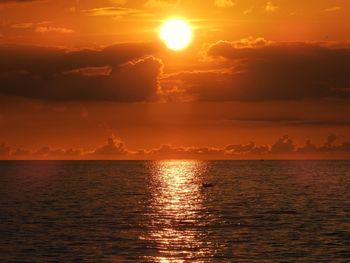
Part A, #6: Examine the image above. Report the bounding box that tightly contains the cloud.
[0,0,39,3]
[145,0,174,8]
[34,147,82,158]
[324,133,337,148]
[297,140,318,154]
[92,136,129,156]
[270,135,295,153]
[134,134,350,158]
[11,22,35,29]
[265,1,279,12]
[214,0,236,8]
[109,0,127,5]
[163,40,350,102]
[10,21,74,34]
[0,0,37,2]
[13,148,31,156]
[0,43,163,101]
[83,7,144,18]
[324,6,342,12]
[267,134,350,155]
[0,0,43,6]
[66,66,112,76]
[35,26,74,34]
[0,143,11,156]
[311,134,350,153]
[223,117,350,127]
[227,37,270,48]
[148,144,222,157]
[1,134,350,159]
[243,6,253,15]
[225,142,269,155]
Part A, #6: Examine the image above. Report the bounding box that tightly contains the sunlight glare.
[160,18,193,51]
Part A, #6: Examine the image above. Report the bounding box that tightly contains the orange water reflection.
[144,160,211,262]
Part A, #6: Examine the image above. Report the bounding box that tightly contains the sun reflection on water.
[143,160,211,262]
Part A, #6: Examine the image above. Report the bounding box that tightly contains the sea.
[0,160,349,262]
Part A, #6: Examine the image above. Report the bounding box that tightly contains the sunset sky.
[0,0,349,159]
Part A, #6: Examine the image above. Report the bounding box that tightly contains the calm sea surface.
[0,160,349,262]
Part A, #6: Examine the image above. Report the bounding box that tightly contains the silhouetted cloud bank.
[0,43,162,101]
[1,134,350,159]
[164,39,350,101]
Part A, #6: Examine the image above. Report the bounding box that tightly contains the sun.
[160,18,193,51]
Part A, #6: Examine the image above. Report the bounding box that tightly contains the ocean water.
[0,160,349,262]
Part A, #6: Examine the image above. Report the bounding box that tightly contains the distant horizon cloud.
[1,133,350,160]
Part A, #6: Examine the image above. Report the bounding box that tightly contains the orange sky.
[0,0,349,159]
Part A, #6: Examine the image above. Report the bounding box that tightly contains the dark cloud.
[0,0,38,2]
[336,143,350,152]
[92,137,129,156]
[148,144,222,157]
[297,140,318,154]
[34,147,82,158]
[13,148,31,156]
[225,142,269,155]
[146,134,350,158]
[164,41,350,101]
[324,133,337,148]
[0,143,11,156]
[224,117,350,127]
[0,43,163,101]
[270,135,296,153]
[0,0,41,5]
[317,133,347,152]
[1,134,350,159]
